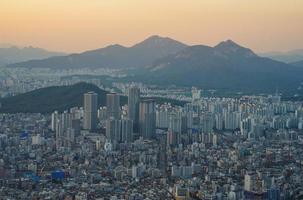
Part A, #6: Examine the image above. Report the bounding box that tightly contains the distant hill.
[290,60,303,68]
[7,35,187,69]
[0,83,124,113]
[0,82,186,114]
[0,43,15,48]
[145,40,303,93]
[260,49,303,63]
[0,45,66,66]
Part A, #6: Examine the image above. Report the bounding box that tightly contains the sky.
[0,0,303,53]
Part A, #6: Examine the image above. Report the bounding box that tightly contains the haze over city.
[1,0,303,53]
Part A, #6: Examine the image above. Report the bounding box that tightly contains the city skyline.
[1,1,303,199]
[1,0,303,53]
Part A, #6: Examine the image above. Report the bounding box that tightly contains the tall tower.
[139,99,156,139]
[106,93,120,119]
[106,118,133,143]
[121,118,133,143]
[106,118,121,142]
[51,111,59,131]
[127,86,140,132]
[83,92,98,130]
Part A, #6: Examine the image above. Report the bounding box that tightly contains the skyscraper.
[139,99,156,139]
[51,111,59,132]
[127,86,140,132]
[83,92,98,130]
[106,118,121,142]
[105,118,133,143]
[121,118,133,143]
[106,93,120,119]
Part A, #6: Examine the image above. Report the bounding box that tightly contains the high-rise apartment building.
[106,118,133,143]
[51,111,59,132]
[106,118,121,142]
[127,86,140,132]
[83,92,98,130]
[121,118,133,143]
[139,99,156,139]
[106,93,120,119]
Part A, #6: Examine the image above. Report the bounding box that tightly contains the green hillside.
[0,82,186,114]
[0,82,126,113]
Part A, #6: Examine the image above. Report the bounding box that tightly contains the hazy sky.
[1,0,302,53]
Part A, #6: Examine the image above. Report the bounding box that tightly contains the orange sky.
[0,0,302,53]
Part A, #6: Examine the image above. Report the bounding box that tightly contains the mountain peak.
[215,39,256,57]
[143,35,172,42]
[133,35,187,49]
[146,35,163,40]
[105,44,126,49]
[215,39,243,49]
[8,35,187,69]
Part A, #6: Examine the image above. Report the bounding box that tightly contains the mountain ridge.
[290,60,303,68]
[145,40,303,93]
[259,49,303,63]
[0,46,66,66]
[6,37,303,94]
[7,35,188,69]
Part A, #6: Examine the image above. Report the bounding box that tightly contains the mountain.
[0,43,15,48]
[260,49,303,63]
[7,35,188,69]
[0,46,66,66]
[146,40,303,93]
[290,60,303,68]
